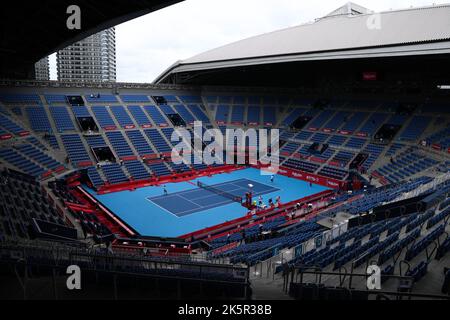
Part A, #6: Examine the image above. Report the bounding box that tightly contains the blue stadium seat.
[215,105,230,123]
[0,148,45,177]
[124,160,151,180]
[186,104,210,124]
[91,106,117,129]
[60,134,92,166]
[120,95,150,103]
[126,130,155,157]
[263,106,276,125]
[231,105,245,124]
[173,104,195,124]
[85,94,118,104]
[247,106,261,125]
[50,106,75,132]
[105,131,135,158]
[101,163,129,184]
[110,105,135,128]
[143,105,168,127]
[144,129,172,153]
[26,106,52,132]
[127,105,153,128]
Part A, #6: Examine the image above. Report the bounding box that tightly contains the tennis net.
[197,181,243,203]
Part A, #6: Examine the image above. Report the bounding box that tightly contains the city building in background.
[34,57,50,81]
[56,28,116,82]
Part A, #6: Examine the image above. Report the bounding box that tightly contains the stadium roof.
[0,0,183,80]
[155,3,450,84]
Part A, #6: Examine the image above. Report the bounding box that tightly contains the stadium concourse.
[0,3,450,300]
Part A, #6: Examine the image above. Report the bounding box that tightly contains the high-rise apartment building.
[35,57,50,81]
[57,28,116,82]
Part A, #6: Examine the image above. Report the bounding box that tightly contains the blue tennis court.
[149,179,280,217]
[84,167,330,237]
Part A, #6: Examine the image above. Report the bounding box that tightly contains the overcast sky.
[49,0,449,83]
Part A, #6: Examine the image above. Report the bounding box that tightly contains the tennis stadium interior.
[0,2,449,300]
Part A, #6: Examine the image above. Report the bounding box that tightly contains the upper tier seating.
[294,130,313,141]
[358,113,388,136]
[310,132,329,144]
[178,96,203,104]
[15,143,62,171]
[340,112,368,133]
[50,106,75,132]
[345,137,367,149]
[45,94,67,104]
[375,150,439,183]
[426,126,450,149]
[110,105,135,128]
[85,134,107,148]
[231,105,245,124]
[361,144,385,170]
[91,106,116,129]
[327,135,348,146]
[0,148,45,177]
[218,96,232,104]
[71,105,92,118]
[0,94,41,104]
[388,114,407,126]
[127,105,153,128]
[85,94,118,104]
[263,106,276,125]
[144,129,172,153]
[159,104,176,116]
[215,105,230,123]
[247,106,262,125]
[0,114,27,135]
[105,131,135,158]
[173,104,196,124]
[308,110,336,130]
[324,111,351,130]
[281,108,305,127]
[385,143,405,157]
[120,95,151,103]
[143,105,168,126]
[60,134,92,167]
[126,130,155,157]
[162,95,179,103]
[26,106,52,132]
[331,151,355,167]
[398,115,431,141]
[187,105,210,124]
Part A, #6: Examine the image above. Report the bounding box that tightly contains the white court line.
[146,177,283,218]
[145,196,185,219]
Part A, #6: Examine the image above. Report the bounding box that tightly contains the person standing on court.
[163,185,168,196]
[270,175,274,183]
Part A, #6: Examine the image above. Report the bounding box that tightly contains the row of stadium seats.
[0,170,68,241]
[375,149,439,183]
[280,193,449,296]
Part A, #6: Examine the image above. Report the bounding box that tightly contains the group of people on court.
[252,194,281,210]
